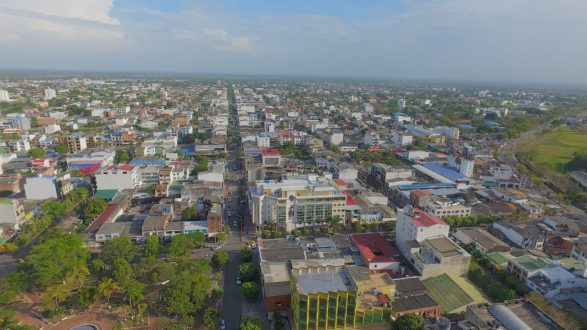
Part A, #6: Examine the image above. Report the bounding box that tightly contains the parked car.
[220,319,226,330]
[236,276,242,285]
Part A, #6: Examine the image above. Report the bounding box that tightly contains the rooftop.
[423,162,468,180]
[426,236,465,257]
[351,233,397,263]
[512,255,551,272]
[292,266,353,296]
[394,277,428,297]
[409,208,447,227]
[391,293,438,313]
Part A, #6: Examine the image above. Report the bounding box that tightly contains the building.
[44,88,57,100]
[492,220,545,250]
[351,233,400,274]
[64,133,87,152]
[329,132,344,146]
[261,149,282,168]
[206,203,224,237]
[290,264,394,330]
[24,174,72,200]
[464,300,564,330]
[395,207,449,258]
[421,197,472,218]
[570,243,587,265]
[570,171,587,190]
[0,89,9,101]
[0,198,25,228]
[391,277,440,319]
[392,132,413,146]
[249,175,346,231]
[95,164,141,191]
[408,235,471,279]
[507,255,551,282]
[453,228,510,254]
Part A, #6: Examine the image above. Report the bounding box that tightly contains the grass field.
[528,126,587,171]
[423,274,474,313]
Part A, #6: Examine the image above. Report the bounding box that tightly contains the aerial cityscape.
[1,1,587,330]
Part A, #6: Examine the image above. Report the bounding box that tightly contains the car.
[236,276,242,285]
[220,319,226,330]
[233,220,237,226]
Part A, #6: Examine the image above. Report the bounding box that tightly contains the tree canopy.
[391,313,425,330]
[101,237,138,265]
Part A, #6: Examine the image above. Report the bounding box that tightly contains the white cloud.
[202,29,255,53]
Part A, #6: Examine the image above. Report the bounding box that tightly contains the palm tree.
[44,283,69,309]
[96,278,119,304]
[327,215,343,233]
[64,263,90,290]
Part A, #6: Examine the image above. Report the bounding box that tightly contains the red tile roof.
[260,149,280,156]
[410,208,447,227]
[119,164,134,171]
[343,191,357,205]
[333,179,347,186]
[86,204,118,232]
[351,233,397,263]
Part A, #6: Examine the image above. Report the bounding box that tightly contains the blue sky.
[0,0,587,84]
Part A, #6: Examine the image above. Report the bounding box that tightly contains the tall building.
[95,164,141,191]
[0,89,10,101]
[44,88,57,100]
[0,198,25,228]
[65,133,87,152]
[249,175,347,232]
[397,99,406,110]
[395,207,449,257]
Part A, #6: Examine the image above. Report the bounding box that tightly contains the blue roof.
[179,148,194,154]
[483,121,500,126]
[398,183,455,190]
[459,124,475,129]
[423,162,468,180]
[393,112,408,116]
[129,159,166,166]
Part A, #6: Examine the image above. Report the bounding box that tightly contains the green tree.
[25,235,89,290]
[202,307,221,330]
[95,278,119,303]
[216,232,227,242]
[90,259,105,273]
[391,313,425,330]
[211,250,230,268]
[163,271,211,316]
[168,234,195,258]
[112,258,134,285]
[80,198,107,226]
[239,247,254,263]
[44,283,69,309]
[101,237,138,265]
[239,316,264,330]
[182,206,199,221]
[55,143,69,155]
[143,235,160,261]
[124,280,145,307]
[240,282,260,301]
[28,148,45,158]
[0,309,38,330]
[75,286,93,308]
[239,263,259,282]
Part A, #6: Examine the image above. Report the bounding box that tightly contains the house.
[0,198,25,228]
[261,149,282,168]
[453,228,510,254]
[395,207,450,258]
[351,233,400,274]
[95,164,141,191]
[407,235,471,279]
[24,174,73,200]
[492,220,545,250]
[392,277,441,319]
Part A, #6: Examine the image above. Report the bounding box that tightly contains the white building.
[44,88,57,100]
[95,164,141,191]
[392,132,413,146]
[397,99,406,110]
[460,158,475,177]
[0,198,25,228]
[257,135,271,148]
[364,103,374,113]
[329,132,344,146]
[24,175,69,200]
[44,124,61,134]
[395,207,450,257]
[0,89,10,101]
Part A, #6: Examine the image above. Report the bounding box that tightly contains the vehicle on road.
[220,319,226,330]
[236,276,242,285]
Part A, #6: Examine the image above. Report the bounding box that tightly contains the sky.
[0,0,587,84]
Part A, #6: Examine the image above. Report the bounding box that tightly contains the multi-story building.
[351,233,400,273]
[408,235,471,279]
[64,133,87,152]
[249,175,346,231]
[24,174,73,200]
[421,198,471,218]
[0,89,9,101]
[491,220,544,250]
[44,88,57,100]
[261,149,282,168]
[95,164,141,191]
[329,132,344,146]
[453,228,510,254]
[0,198,25,228]
[571,243,587,265]
[289,264,394,330]
[395,207,450,258]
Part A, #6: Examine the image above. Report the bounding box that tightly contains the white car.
[220,319,226,330]
[236,276,242,285]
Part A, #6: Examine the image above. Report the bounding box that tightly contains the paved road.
[221,84,249,329]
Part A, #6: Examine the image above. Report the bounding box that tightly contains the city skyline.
[1,0,587,84]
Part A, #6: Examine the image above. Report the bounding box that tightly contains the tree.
[96,278,119,303]
[239,316,264,330]
[26,235,89,290]
[216,232,227,242]
[163,271,211,316]
[55,143,69,155]
[143,235,160,261]
[391,313,425,330]
[182,206,199,221]
[101,237,138,265]
[80,198,107,226]
[168,234,195,258]
[0,309,38,330]
[239,247,254,263]
[44,283,69,309]
[240,282,260,301]
[203,307,221,330]
[75,286,93,308]
[28,148,45,158]
[112,258,134,285]
[124,280,145,307]
[239,263,259,282]
[212,250,230,268]
[115,151,130,164]
[90,259,105,273]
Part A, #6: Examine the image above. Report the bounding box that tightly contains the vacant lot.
[528,126,587,171]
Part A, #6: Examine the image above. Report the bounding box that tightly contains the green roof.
[558,258,587,271]
[512,255,550,272]
[94,189,119,200]
[0,198,13,205]
[486,252,510,265]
